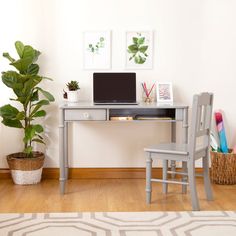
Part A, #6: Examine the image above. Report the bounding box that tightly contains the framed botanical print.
[125,30,153,69]
[83,30,111,70]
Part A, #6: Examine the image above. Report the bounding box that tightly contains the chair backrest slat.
[196,106,202,132]
[189,93,214,159]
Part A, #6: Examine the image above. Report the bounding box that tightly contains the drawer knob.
[83,112,90,119]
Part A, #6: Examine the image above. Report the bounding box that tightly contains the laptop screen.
[93,73,136,103]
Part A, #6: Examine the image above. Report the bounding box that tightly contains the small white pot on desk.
[67,90,79,103]
[65,80,80,103]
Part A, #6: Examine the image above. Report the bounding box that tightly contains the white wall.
[0,0,236,168]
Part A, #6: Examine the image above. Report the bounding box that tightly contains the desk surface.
[60,101,188,109]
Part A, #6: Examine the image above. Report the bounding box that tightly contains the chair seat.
[144,143,189,155]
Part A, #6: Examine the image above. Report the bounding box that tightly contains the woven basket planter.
[7,152,45,185]
[210,150,236,185]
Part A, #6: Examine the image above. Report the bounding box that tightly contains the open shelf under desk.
[108,108,176,121]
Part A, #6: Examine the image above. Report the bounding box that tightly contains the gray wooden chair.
[144,92,214,211]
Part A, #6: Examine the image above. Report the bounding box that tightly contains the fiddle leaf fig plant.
[0,41,55,156]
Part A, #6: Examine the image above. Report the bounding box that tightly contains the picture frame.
[156,82,173,104]
[83,30,111,70]
[125,30,153,69]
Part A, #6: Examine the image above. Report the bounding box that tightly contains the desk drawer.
[65,109,107,121]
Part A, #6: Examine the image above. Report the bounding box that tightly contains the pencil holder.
[210,150,236,185]
[141,82,155,103]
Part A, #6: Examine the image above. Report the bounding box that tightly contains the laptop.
[93,72,138,105]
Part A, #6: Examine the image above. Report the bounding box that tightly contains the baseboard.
[0,167,204,179]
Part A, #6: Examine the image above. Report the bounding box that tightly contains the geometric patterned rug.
[0,211,236,236]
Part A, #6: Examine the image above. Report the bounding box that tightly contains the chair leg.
[146,153,153,204]
[182,161,187,194]
[162,160,168,194]
[202,154,213,201]
[187,161,200,211]
[170,160,176,178]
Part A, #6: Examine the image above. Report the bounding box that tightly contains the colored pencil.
[147,83,155,97]
[142,83,149,97]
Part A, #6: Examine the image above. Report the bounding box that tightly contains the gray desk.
[59,101,188,194]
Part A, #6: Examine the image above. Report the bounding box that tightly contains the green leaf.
[128,45,138,53]
[139,57,146,64]
[132,37,138,44]
[22,75,42,95]
[32,110,46,118]
[16,111,25,120]
[1,71,22,89]
[36,88,55,102]
[137,37,145,45]
[32,138,45,144]
[34,124,44,133]
[4,42,41,74]
[24,146,33,155]
[0,104,20,119]
[139,45,148,53]
[3,52,15,63]
[32,99,49,107]
[1,71,38,100]
[10,43,41,74]
[134,55,146,64]
[15,41,24,58]
[27,64,39,75]
[2,118,23,128]
[31,91,39,102]
[30,105,42,117]
[23,125,44,144]
[22,45,41,62]
[30,100,49,116]
[17,96,27,104]
[33,50,41,63]
[134,55,140,64]
[24,125,36,142]
[10,57,33,74]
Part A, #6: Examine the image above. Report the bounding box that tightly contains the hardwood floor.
[0,178,236,213]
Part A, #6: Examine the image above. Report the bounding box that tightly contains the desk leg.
[182,108,189,193]
[64,122,69,180]
[170,122,176,178]
[59,109,66,194]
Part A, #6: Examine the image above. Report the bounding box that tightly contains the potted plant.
[0,41,54,185]
[65,80,80,102]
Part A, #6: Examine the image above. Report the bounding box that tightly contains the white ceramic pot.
[67,90,79,102]
[11,168,43,185]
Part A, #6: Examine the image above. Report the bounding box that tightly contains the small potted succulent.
[0,41,54,185]
[64,80,80,102]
